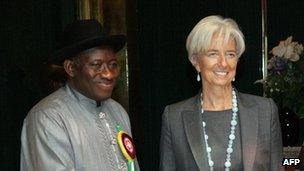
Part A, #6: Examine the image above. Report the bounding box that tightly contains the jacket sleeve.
[20,110,75,171]
[269,98,284,171]
[159,106,176,171]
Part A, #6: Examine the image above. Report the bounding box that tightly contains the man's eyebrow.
[89,59,102,62]
[90,59,118,63]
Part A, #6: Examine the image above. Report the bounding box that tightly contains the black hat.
[50,19,126,64]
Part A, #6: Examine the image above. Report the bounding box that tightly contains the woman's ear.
[63,59,76,77]
[190,56,201,72]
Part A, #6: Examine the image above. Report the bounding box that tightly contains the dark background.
[1,0,303,170]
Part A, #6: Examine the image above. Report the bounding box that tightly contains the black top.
[203,109,243,171]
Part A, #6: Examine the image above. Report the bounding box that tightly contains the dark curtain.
[136,0,262,170]
[267,0,304,145]
[0,0,76,170]
[268,0,304,45]
[4,0,304,170]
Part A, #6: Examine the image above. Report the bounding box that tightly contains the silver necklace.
[200,89,238,171]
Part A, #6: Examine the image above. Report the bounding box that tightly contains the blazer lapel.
[182,95,209,171]
[238,93,259,171]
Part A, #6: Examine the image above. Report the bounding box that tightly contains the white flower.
[288,53,300,61]
[294,43,303,54]
[284,45,293,58]
[284,45,300,61]
[270,36,303,62]
[271,42,287,57]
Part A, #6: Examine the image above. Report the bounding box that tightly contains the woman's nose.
[218,54,228,67]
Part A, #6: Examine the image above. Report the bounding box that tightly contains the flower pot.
[299,118,304,145]
[279,108,300,146]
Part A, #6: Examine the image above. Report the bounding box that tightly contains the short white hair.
[186,15,245,61]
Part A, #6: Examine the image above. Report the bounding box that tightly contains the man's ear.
[63,59,76,77]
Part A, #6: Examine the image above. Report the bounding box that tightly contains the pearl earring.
[232,77,235,82]
[197,72,201,82]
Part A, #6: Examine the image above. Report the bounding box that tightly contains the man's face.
[67,46,120,101]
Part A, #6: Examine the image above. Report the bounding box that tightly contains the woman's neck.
[202,84,233,111]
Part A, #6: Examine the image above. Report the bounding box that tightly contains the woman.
[159,15,283,171]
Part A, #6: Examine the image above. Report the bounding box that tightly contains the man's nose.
[98,64,117,79]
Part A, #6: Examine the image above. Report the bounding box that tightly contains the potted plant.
[256,36,304,146]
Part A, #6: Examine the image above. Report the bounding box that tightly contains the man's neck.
[67,81,103,107]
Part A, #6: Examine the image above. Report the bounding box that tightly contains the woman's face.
[194,34,238,88]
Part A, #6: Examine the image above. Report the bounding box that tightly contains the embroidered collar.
[66,83,104,108]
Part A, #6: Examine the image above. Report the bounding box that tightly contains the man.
[21,19,139,171]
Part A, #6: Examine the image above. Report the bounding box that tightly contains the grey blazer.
[160,92,283,171]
